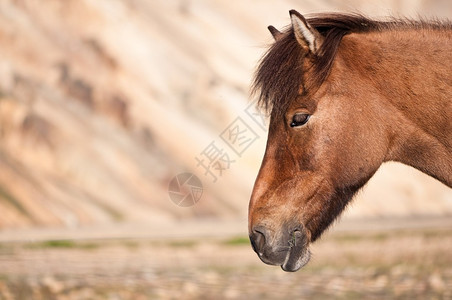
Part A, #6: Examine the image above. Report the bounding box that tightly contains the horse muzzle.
[249,223,311,272]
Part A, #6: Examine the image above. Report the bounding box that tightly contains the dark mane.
[252,13,452,115]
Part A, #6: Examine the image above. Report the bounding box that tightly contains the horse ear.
[268,25,283,41]
[289,10,321,54]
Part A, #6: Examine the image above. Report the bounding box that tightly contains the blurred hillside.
[0,0,451,230]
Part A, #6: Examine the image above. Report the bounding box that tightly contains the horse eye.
[290,113,310,127]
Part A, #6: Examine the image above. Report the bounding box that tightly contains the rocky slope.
[0,0,450,229]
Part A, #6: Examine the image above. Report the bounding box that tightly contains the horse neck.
[343,29,452,187]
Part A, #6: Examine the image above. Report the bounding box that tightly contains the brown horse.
[249,10,452,272]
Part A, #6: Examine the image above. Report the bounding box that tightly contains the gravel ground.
[0,224,452,299]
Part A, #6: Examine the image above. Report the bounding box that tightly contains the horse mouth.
[257,245,311,272]
[281,245,311,272]
[280,229,311,272]
[250,225,312,271]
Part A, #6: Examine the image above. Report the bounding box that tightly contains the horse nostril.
[250,227,267,254]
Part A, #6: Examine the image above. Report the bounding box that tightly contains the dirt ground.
[0,219,452,299]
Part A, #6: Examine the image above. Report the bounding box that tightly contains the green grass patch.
[331,228,452,244]
[35,240,76,248]
[421,229,452,239]
[148,239,199,248]
[0,243,15,255]
[74,242,100,250]
[222,236,250,246]
[0,274,9,281]
[26,240,99,250]
[330,232,394,243]
[121,240,139,249]
[167,240,198,248]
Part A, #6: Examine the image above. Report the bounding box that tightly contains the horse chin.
[281,246,311,272]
